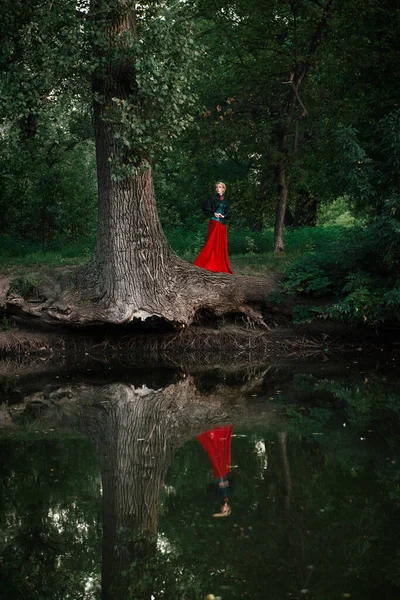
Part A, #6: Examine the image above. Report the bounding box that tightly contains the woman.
[194,182,233,274]
[197,425,234,517]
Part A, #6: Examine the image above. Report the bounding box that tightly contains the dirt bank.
[0,267,396,367]
[0,316,390,369]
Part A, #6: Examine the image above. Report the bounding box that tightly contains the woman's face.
[215,183,225,196]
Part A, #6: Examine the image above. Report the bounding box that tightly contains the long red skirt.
[197,426,233,478]
[194,220,233,274]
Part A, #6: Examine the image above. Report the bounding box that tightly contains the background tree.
[160,0,336,251]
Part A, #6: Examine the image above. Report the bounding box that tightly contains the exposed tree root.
[0,320,383,377]
[1,371,284,434]
[1,261,279,329]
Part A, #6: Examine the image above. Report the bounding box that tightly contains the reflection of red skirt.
[194,220,233,274]
[197,426,233,478]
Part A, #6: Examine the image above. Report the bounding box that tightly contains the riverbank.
[0,317,395,370]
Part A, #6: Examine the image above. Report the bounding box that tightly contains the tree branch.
[282,81,308,116]
[308,0,335,57]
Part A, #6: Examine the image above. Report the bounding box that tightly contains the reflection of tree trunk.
[279,431,309,592]
[11,374,282,599]
[279,431,292,512]
[82,384,179,600]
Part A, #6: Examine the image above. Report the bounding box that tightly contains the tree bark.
[273,96,297,254]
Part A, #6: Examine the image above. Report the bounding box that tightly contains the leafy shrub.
[283,216,400,324]
[282,252,342,296]
[292,305,320,323]
[245,235,258,254]
[318,195,356,227]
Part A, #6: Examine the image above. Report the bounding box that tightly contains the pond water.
[0,352,399,600]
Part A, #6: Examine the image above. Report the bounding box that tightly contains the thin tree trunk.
[272,0,334,253]
[273,109,295,254]
[274,152,289,254]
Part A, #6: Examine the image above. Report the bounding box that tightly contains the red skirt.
[197,426,233,478]
[194,220,233,274]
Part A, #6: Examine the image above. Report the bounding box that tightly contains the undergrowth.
[281,217,400,325]
[0,226,346,275]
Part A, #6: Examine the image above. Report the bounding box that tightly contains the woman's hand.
[214,212,224,218]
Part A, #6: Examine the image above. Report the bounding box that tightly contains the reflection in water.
[78,376,278,599]
[0,437,101,599]
[0,358,400,599]
[198,426,234,517]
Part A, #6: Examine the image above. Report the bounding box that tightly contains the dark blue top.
[211,202,228,223]
[202,194,231,225]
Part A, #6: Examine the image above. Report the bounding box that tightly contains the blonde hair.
[215,181,226,193]
[213,506,232,518]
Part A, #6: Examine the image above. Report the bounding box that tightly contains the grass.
[230,253,294,276]
[172,225,348,277]
[0,235,94,273]
[0,225,349,277]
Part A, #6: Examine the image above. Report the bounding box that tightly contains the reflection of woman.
[194,182,233,274]
[197,425,234,517]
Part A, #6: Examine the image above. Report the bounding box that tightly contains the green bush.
[282,252,340,296]
[282,217,400,324]
[318,195,356,227]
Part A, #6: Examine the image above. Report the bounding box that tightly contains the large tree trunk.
[1,2,276,328]
[78,3,177,322]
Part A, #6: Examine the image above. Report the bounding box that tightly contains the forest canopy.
[0,0,400,326]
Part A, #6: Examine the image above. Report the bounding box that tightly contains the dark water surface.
[0,353,399,600]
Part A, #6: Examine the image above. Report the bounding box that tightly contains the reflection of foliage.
[157,368,400,599]
[1,366,400,599]
[0,437,101,600]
